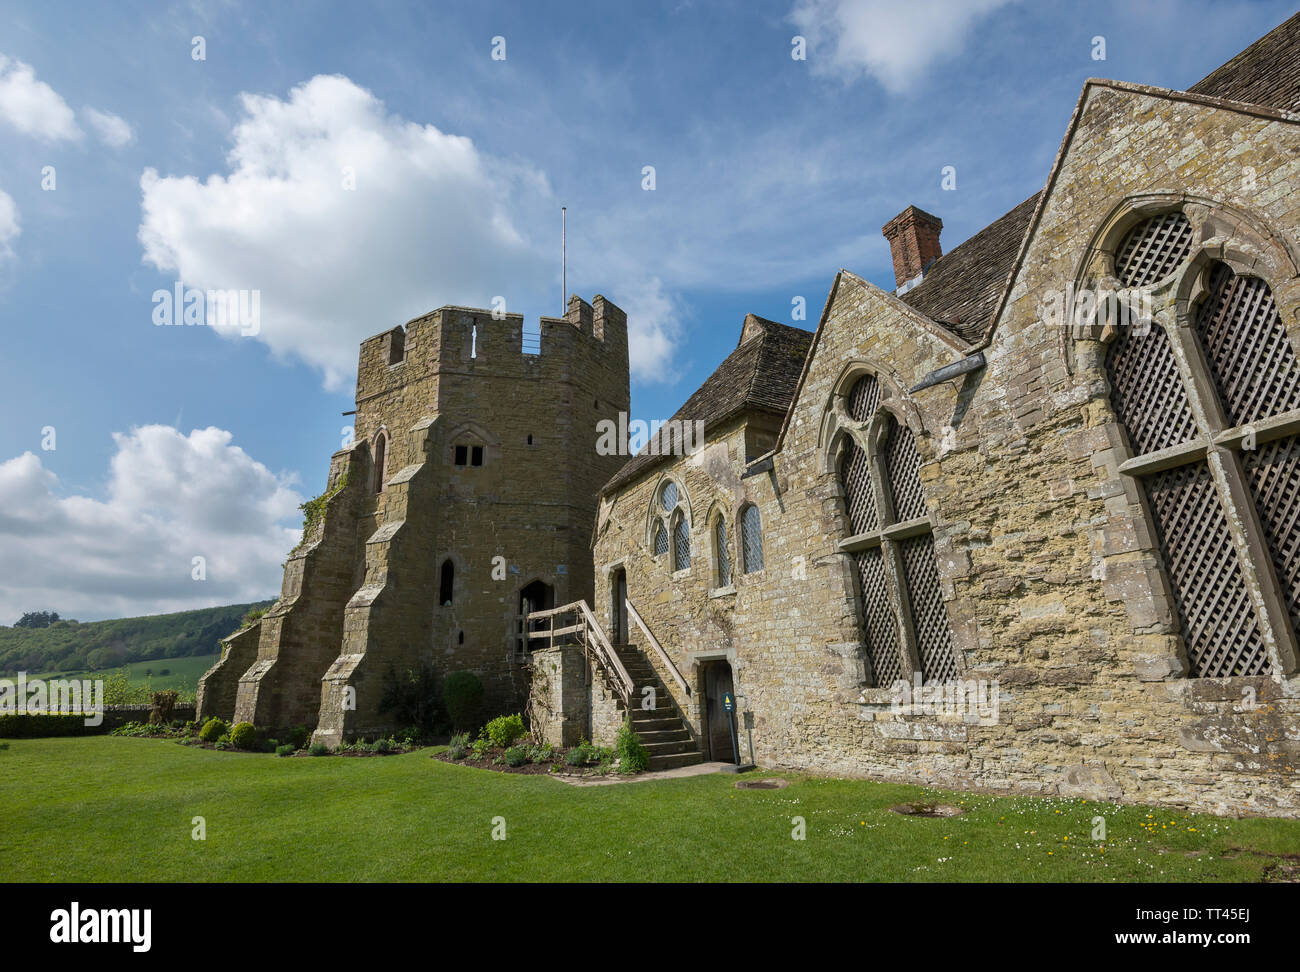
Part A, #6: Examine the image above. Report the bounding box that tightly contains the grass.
[24,654,218,695]
[2,736,1297,882]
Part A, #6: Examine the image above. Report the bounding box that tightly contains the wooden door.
[703,663,735,762]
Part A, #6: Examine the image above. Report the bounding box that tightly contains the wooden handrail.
[625,598,691,697]
[526,600,633,705]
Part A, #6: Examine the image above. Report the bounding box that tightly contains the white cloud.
[0,426,302,623]
[82,106,134,147]
[617,277,686,385]
[0,54,80,142]
[789,0,1016,93]
[138,74,556,390]
[0,187,18,263]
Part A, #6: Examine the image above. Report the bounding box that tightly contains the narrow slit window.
[454,445,468,467]
[439,559,455,606]
[471,445,484,467]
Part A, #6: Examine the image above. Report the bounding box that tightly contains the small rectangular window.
[454,445,468,466]
[471,446,484,466]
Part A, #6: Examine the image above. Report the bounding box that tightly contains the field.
[24,654,218,696]
[2,737,1298,882]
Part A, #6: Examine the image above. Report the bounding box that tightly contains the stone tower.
[197,295,630,746]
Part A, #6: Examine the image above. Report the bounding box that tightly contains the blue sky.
[0,0,1293,622]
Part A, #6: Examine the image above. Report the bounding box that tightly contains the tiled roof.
[603,315,812,493]
[1187,11,1300,112]
[897,192,1042,345]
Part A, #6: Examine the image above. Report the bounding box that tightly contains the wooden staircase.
[613,642,703,771]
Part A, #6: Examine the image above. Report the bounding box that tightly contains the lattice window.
[855,547,901,686]
[839,438,877,535]
[847,374,881,423]
[1104,243,1299,677]
[1115,212,1193,287]
[1193,264,1300,426]
[741,504,764,573]
[1145,462,1267,677]
[833,377,958,686]
[672,513,691,570]
[653,520,668,557]
[660,481,678,512]
[884,418,926,522]
[900,535,958,682]
[1105,324,1198,455]
[1244,436,1300,642]
[715,517,732,587]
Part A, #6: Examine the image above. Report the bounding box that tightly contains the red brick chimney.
[882,206,943,292]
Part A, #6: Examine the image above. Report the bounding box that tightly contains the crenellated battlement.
[355,294,628,405]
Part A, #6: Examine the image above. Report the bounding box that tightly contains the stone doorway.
[611,568,629,643]
[517,580,554,657]
[701,660,736,763]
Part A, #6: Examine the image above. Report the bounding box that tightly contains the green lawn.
[2,737,1296,882]
[25,653,218,696]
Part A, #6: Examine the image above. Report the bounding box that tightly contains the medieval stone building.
[198,296,629,747]
[535,16,1300,816]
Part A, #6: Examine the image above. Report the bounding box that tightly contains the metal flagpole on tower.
[561,206,566,315]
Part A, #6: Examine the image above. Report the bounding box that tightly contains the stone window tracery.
[1100,207,1300,677]
[833,373,958,686]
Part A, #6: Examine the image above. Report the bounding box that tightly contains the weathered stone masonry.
[585,20,1300,818]
[199,295,629,746]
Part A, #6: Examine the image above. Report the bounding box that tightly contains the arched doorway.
[517,580,554,658]
[611,568,628,644]
[701,661,736,762]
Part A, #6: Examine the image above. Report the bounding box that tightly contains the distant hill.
[0,601,274,676]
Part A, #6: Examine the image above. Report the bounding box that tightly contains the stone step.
[630,716,682,732]
[643,739,696,756]
[638,728,692,743]
[647,751,704,771]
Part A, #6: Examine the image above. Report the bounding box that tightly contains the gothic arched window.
[672,511,691,570]
[740,504,763,573]
[714,515,732,588]
[651,479,690,572]
[1106,238,1300,677]
[439,559,455,606]
[835,373,958,686]
[373,432,388,494]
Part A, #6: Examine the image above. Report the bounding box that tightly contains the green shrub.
[396,726,422,746]
[527,742,556,764]
[287,726,310,749]
[469,736,492,761]
[214,739,229,751]
[308,742,329,756]
[565,744,589,766]
[198,717,227,743]
[0,713,100,738]
[484,713,525,749]
[275,744,295,757]
[229,722,257,750]
[369,737,395,754]
[446,732,469,759]
[443,671,484,731]
[264,738,280,753]
[616,718,649,774]
[503,745,528,767]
